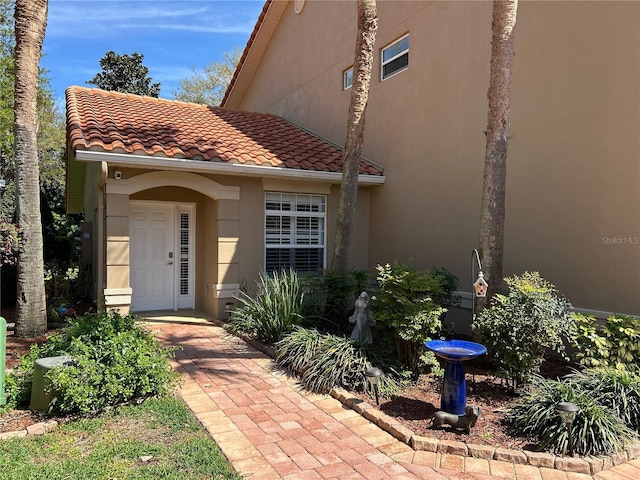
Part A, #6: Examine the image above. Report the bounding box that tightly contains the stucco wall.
[232,0,640,315]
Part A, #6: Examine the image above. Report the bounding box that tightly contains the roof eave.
[74,149,386,186]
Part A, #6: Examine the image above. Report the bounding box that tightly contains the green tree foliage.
[87,50,160,97]
[174,47,242,106]
[0,217,21,266]
[472,272,576,387]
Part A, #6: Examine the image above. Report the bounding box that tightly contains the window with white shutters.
[265,192,326,274]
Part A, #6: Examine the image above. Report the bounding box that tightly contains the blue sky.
[41,0,265,103]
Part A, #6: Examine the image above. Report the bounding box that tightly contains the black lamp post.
[556,402,579,456]
[365,367,383,406]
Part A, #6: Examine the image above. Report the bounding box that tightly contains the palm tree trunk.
[14,0,48,337]
[332,0,378,273]
[478,0,518,308]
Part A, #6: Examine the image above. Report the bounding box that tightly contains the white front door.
[129,202,194,312]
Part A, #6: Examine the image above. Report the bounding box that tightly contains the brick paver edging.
[0,419,58,440]
[225,321,640,477]
[329,386,640,476]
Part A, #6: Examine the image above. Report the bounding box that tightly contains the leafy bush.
[472,272,576,387]
[276,326,406,397]
[572,313,640,369]
[373,261,452,378]
[508,374,637,456]
[6,310,179,415]
[227,269,305,343]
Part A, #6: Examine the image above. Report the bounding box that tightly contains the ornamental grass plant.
[507,373,637,456]
[276,326,406,397]
[227,269,305,343]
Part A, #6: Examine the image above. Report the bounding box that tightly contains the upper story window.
[381,34,409,80]
[265,192,326,275]
[343,67,353,90]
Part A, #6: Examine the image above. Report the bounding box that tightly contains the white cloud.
[48,0,260,38]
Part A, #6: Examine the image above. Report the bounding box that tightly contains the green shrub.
[507,374,636,456]
[373,261,451,378]
[472,272,576,387]
[6,310,179,415]
[275,326,406,397]
[228,269,305,343]
[572,313,640,369]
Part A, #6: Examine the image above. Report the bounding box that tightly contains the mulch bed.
[2,308,59,434]
[354,358,575,451]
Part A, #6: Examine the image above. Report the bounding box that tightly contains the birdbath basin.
[425,340,487,416]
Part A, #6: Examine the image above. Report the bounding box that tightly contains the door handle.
[167,261,173,265]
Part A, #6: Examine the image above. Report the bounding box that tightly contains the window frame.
[343,67,353,90]
[264,192,327,275]
[381,33,409,81]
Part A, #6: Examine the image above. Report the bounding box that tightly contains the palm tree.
[478,0,518,307]
[13,0,48,337]
[332,0,378,272]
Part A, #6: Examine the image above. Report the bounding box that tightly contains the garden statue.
[349,292,374,345]
[431,405,482,434]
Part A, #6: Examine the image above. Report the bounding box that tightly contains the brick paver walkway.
[150,319,640,480]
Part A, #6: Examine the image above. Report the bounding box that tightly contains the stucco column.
[215,199,240,319]
[103,192,132,312]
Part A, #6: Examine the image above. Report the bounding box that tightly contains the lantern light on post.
[365,367,383,406]
[556,402,579,457]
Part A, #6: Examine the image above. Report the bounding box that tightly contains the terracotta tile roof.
[66,86,383,177]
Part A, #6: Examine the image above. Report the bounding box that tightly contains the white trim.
[75,149,385,185]
[106,170,240,200]
[455,290,638,320]
[216,283,240,299]
[103,287,132,307]
[175,205,196,310]
[262,179,331,195]
[104,287,133,296]
[343,67,353,90]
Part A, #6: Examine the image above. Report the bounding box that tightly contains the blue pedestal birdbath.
[425,339,487,416]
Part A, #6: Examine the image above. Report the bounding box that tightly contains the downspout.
[96,161,107,310]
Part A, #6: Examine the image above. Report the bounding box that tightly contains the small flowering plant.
[0,218,23,267]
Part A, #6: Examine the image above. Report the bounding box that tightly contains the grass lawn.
[0,396,241,480]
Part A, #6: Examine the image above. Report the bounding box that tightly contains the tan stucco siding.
[103,168,369,312]
[234,1,640,315]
